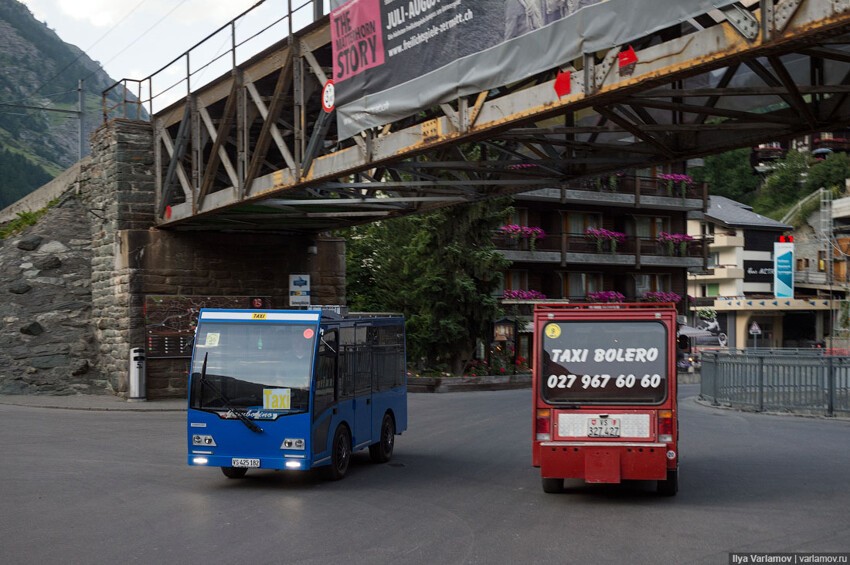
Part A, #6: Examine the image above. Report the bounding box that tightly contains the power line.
[19,0,152,103]
[0,102,80,115]
[0,89,79,107]
[81,0,150,54]
[86,0,191,83]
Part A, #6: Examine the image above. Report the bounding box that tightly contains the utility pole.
[78,79,84,162]
[821,187,834,349]
[0,79,85,161]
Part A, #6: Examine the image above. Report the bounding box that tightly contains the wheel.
[221,466,248,479]
[542,477,564,493]
[326,425,351,481]
[369,414,395,463]
[657,469,678,496]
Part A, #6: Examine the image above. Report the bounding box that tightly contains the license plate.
[231,458,260,468]
[587,417,620,438]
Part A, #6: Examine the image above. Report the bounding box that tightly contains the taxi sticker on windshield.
[545,324,561,339]
[205,333,220,347]
[263,388,291,410]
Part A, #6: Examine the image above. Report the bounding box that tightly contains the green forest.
[0,147,52,208]
[692,148,850,223]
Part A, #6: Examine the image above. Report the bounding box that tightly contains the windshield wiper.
[199,353,263,433]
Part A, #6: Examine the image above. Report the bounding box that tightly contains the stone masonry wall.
[78,119,155,396]
[0,198,105,395]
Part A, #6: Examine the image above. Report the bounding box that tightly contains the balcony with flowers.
[657,231,695,257]
[656,173,694,197]
[495,224,547,251]
[567,173,707,203]
[583,290,682,304]
[584,227,626,254]
[642,291,682,303]
[492,227,708,266]
[587,290,625,303]
[502,289,547,300]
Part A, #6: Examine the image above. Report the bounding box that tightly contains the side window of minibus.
[316,330,337,412]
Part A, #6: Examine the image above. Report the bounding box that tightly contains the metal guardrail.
[700,350,850,417]
[102,0,323,121]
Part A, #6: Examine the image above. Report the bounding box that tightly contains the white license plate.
[231,458,260,468]
[587,417,620,438]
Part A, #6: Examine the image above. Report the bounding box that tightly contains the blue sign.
[774,242,794,298]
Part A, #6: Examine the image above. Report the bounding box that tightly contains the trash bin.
[129,347,146,402]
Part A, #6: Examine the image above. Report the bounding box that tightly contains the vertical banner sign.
[329,0,744,140]
[331,0,385,83]
[289,275,311,306]
[774,242,794,298]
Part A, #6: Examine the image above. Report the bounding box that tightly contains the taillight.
[536,408,551,441]
[658,409,673,443]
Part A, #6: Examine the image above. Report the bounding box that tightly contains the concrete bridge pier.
[79,119,345,398]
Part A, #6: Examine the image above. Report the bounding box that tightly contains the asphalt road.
[1,385,848,565]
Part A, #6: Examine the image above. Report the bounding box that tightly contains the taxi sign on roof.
[199,311,320,322]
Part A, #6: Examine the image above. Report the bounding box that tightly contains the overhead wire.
[84,0,191,83]
[5,0,260,115]
[11,0,192,110]
[17,0,151,105]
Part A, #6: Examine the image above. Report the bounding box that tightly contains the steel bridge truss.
[151,0,850,232]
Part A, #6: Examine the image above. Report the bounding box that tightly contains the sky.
[19,0,326,109]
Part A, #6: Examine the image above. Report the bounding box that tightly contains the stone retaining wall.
[0,159,89,223]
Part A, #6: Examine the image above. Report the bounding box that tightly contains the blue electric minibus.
[187,309,407,480]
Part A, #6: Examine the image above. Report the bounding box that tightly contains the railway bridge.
[77,0,850,396]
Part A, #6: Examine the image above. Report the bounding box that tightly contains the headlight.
[192,434,217,446]
[282,438,305,450]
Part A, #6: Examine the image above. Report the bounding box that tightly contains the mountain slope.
[0,0,141,209]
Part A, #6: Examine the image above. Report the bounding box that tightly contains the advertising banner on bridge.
[329,0,742,139]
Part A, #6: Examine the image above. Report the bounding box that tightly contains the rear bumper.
[538,441,673,483]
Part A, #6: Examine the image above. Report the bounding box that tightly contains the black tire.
[221,466,248,479]
[326,425,351,481]
[369,414,395,463]
[542,477,564,494]
[657,469,678,496]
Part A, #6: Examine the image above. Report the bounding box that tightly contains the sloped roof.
[705,195,792,230]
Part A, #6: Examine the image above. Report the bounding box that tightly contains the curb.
[691,395,850,421]
[408,374,532,393]
[0,395,186,412]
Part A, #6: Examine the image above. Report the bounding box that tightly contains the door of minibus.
[352,324,374,448]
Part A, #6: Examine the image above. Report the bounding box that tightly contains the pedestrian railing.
[700,350,850,417]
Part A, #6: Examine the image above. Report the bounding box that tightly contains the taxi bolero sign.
[329,0,743,139]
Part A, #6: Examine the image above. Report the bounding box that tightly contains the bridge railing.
[102,0,324,121]
[700,350,850,417]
